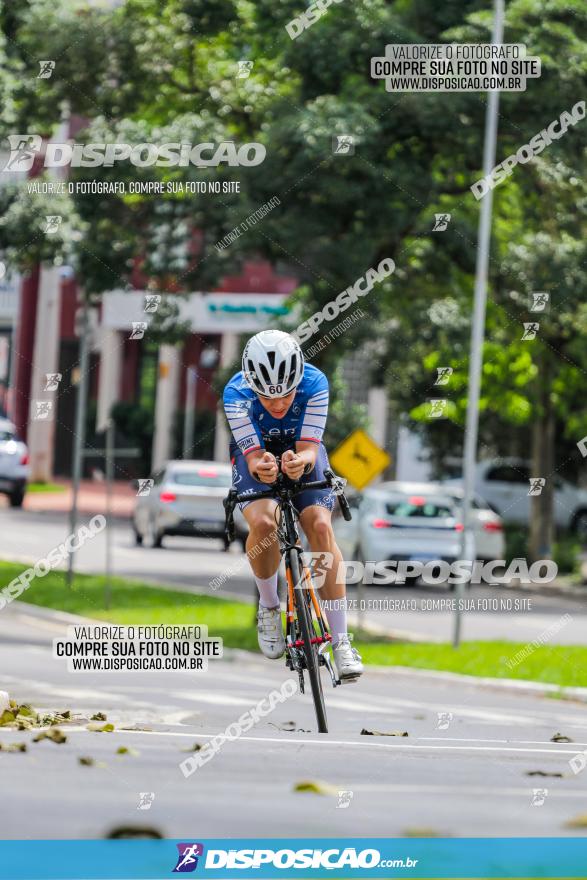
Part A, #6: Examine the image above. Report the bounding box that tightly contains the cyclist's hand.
[256,451,278,484]
[281,449,305,481]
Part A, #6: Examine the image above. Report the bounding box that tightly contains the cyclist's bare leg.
[242,498,281,578]
[243,498,285,658]
[299,504,363,676]
[298,505,344,601]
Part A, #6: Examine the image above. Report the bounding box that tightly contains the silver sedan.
[133,460,248,550]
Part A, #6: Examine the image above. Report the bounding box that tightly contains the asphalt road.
[0,508,585,644]
[0,603,587,839]
[1,602,587,839]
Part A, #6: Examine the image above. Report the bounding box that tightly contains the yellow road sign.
[330,429,391,491]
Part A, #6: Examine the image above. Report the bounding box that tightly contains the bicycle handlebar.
[223,462,352,544]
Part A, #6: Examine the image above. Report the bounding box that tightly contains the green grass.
[357,635,587,689]
[26,482,67,494]
[0,562,259,652]
[2,560,586,689]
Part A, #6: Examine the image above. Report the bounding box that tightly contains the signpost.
[453,0,505,647]
[102,291,291,334]
[330,429,391,491]
[67,300,90,588]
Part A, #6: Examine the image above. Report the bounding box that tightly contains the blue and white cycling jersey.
[223,363,329,456]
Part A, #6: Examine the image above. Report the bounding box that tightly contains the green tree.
[2,0,586,566]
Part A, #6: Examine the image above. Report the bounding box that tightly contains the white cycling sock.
[255,571,280,609]
[321,598,348,647]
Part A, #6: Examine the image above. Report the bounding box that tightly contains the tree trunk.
[528,354,555,563]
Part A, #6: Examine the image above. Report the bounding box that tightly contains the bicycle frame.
[284,568,330,650]
[278,497,340,694]
[223,464,351,730]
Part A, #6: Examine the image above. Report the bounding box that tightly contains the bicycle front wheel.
[288,549,328,733]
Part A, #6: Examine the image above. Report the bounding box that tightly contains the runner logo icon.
[4,135,43,171]
[173,843,205,872]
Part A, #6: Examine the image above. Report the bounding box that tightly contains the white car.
[333,481,504,564]
[333,484,463,576]
[444,458,587,535]
[0,418,29,507]
[133,460,248,549]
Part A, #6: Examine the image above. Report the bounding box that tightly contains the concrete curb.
[14,600,101,628]
[347,614,436,644]
[21,506,131,522]
[505,579,587,599]
[13,601,587,703]
[366,664,587,702]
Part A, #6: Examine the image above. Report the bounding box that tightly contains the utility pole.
[182,367,197,459]
[453,0,505,646]
[67,297,90,587]
[104,417,114,609]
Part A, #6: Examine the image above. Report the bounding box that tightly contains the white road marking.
[325,695,414,716]
[208,668,587,723]
[56,727,586,755]
[327,693,586,728]
[334,784,587,798]
[169,689,403,717]
[174,669,285,689]
[192,667,587,726]
[114,667,587,727]
[177,683,531,726]
[2,658,586,730]
[420,736,587,746]
[13,614,70,633]
[169,691,255,707]
[0,675,173,708]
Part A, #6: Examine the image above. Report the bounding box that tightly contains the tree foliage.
[0,0,586,523]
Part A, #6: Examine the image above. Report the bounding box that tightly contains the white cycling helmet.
[242,330,304,398]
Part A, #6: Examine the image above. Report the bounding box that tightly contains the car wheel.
[133,525,143,546]
[143,517,163,549]
[572,510,587,542]
[9,489,24,508]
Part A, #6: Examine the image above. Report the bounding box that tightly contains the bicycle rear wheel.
[288,549,327,733]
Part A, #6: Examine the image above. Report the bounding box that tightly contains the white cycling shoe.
[257,605,286,659]
[333,636,364,682]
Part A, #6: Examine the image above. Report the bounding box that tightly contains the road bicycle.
[223,461,353,733]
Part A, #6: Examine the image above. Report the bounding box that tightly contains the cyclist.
[223,329,363,681]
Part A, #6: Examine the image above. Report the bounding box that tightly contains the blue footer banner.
[0,838,586,879]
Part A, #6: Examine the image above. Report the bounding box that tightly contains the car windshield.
[0,430,15,442]
[169,469,231,488]
[385,498,455,518]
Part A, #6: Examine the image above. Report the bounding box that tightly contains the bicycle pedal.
[339,674,361,684]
